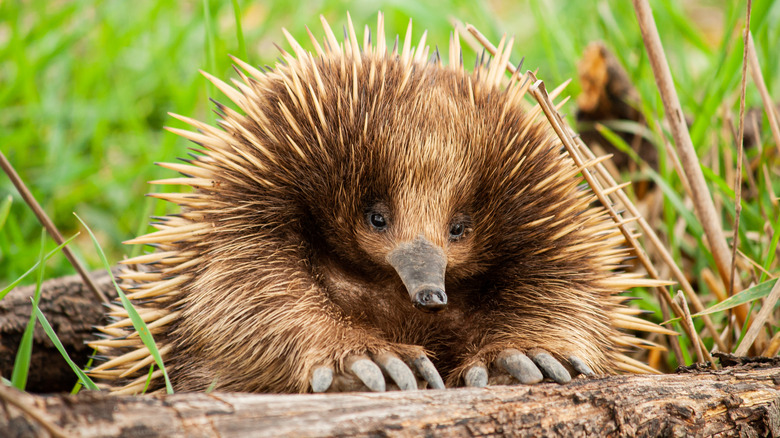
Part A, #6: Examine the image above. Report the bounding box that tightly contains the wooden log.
[2,357,780,437]
[0,271,116,393]
[1,272,779,436]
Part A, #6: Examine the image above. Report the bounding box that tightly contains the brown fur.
[89,14,662,394]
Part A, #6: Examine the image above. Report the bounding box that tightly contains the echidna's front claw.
[464,363,488,387]
[311,350,444,392]
[375,352,416,390]
[310,366,334,392]
[460,348,595,387]
[529,350,571,384]
[412,354,445,389]
[347,356,386,392]
[497,349,543,384]
[568,355,595,377]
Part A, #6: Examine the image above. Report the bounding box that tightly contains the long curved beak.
[385,236,448,313]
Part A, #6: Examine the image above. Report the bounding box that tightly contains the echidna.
[88,13,671,394]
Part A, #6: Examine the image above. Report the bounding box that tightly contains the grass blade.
[202,0,217,111]
[10,229,46,390]
[205,376,219,394]
[595,123,642,164]
[33,302,100,391]
[71,353,96,395]
[142,363,155,394]
[74,213,174,394]
[0,232,80,301]
[760,212,780,283]
[647,169,705,237]
[0,195,11,230]
[691,278,779,318]
[231,0,247,61]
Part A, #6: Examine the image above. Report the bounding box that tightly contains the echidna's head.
[304,87,482,312]
[180,21,580,316]
[286,65,485,312]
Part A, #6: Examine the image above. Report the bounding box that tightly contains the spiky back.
[88,13,669,394]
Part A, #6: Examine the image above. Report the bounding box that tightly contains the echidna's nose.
[386,236,448,313]
[413,288,447,312]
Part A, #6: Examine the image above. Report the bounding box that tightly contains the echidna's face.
[198,43,558,315]
[351,190,475,312]
[308,137,477,312]
[290,69,494,313]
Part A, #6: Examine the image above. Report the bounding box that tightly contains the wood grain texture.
[2,360,780,437]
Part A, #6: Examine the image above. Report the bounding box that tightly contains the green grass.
[2,0,776,281]
[10,230,46,390]
[1,0,779,371]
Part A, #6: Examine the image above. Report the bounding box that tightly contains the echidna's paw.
[463,348,594,387]
[310,352,445,393]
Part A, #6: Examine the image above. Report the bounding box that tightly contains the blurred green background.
[1,0,778,286]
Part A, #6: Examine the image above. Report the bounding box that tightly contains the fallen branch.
[2,358,780,437]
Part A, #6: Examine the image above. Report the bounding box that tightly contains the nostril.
[413,288,447,312]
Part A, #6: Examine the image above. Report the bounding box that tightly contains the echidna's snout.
[412,287,447,311]
[386,236,448,313]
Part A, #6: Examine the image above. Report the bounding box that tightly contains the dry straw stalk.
[0,151,108,303]
[630,0,743,298]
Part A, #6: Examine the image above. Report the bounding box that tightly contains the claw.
[568,355,595,377]
[310,366,333,393]
[497,349,543,384]
[347,356,386,392]
[412,354,445,389]
[464,363,488,387]
[375,352,416,391]
[531,351,571,384]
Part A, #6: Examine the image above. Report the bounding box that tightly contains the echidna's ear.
[386,236,448,312]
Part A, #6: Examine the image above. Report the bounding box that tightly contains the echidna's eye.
[368,213,387,231]
[449,223,465,240]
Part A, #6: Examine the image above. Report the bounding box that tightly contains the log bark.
[2,358,780,437]
[0,271,116,393]
[2,274,780,436]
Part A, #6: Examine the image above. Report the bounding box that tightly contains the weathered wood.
[2,360,780,437]
[2,273,779,436]
[576,42,658,174]
[0,271,116,393]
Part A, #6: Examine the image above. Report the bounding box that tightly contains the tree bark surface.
[0,271,116,393]
[2,359,780,437]
[2,274,780,437]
